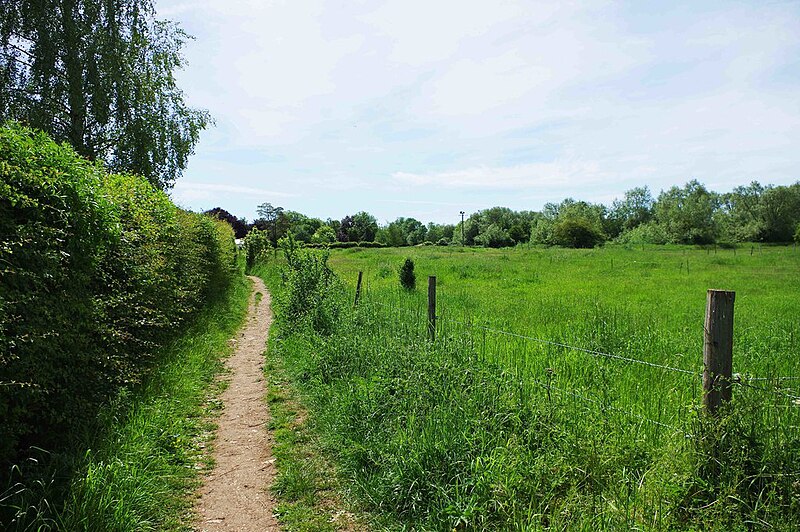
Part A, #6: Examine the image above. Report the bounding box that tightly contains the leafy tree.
[243,227,271,268]
[718,182,765,242]
[0,0,210,189]
[283,210,322,243]
[615,221,669,245]
[425,222,444,243]
[654,180,719,244]
[610,186,654,237]
[204,207,248,238]
[311,225,336,244]
[758,184,800,242]
[795,224,800,244]
[376,223,405,247]
[468,206,532,245]
[458,216,480,245]
[350,211,379,242]
[529,199,606,247]
[376,217,424,246]
[255,202,286,246]
[552,218,605,248]
[508,222,528,244]
[337,215,354,242]
[474,223,513,248]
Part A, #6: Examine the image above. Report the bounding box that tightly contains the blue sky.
[158,0,800,225]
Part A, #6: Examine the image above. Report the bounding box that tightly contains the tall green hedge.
[0,123,237,467]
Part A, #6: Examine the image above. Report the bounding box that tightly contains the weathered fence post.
[703,289,735,416]
[427,276,436,342]
[354,271,363,307]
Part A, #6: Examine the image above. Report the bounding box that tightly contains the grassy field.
[331,244,800,379]
[259,243,800,530]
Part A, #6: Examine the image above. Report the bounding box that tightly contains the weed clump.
[399,258,415,290]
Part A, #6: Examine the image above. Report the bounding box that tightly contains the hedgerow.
[0,123,238,473]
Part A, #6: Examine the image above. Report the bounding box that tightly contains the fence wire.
[361,295,797,389]
[360,298,695,433]
[443,316,700,376]
[362,297,700,377]
[358,287,800,426]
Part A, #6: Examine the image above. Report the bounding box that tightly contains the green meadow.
[330,244,800,380]
[260,243,800,530]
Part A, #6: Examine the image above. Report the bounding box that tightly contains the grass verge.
[55,274,251,531]
[265,330,364,532]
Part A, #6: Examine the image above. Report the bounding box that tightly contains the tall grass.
[260,244,800,530]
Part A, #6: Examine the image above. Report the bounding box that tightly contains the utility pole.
[460,211,465,245]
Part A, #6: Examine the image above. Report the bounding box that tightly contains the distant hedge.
[0,123,238,467]
[304,241,386,249]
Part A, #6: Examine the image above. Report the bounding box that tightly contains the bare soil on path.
[195,276,279,531]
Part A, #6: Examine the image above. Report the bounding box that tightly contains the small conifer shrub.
[399,258,416,290]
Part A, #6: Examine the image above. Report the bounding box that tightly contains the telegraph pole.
[460,211,465,245]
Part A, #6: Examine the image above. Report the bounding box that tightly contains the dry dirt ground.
[194,276,279,531]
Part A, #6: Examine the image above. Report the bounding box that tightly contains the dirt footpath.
[195,276,278,531]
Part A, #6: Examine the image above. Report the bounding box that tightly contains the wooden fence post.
[703,289,735,416]
[354,271,363,307]
[428,276,436,342]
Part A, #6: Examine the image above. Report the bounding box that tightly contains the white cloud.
[171,181,296,203]
[393,160,609,189]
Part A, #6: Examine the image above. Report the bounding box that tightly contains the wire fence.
[360,298,695,433]
[356,285,800,439]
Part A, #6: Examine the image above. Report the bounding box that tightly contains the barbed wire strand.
[444,316,700,376]
[735,380,800,402]
[361,297,797,394]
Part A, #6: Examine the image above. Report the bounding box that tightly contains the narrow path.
[195,276,278,531]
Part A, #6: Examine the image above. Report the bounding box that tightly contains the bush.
[616,221,669,245]
[0,123,237,473]
[795,224,800,243]
[277,236,343,334]
[399,258,416,290]
[358,241,385,248]
[243,227,272,268]
[329,241,358,249]
[474,224,514,248]
[552,218,605,248]
[436,238,449,246]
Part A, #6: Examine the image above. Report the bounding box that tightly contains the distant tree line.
[207,179,800,249]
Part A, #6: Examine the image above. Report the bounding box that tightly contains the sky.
[158,0,800,225]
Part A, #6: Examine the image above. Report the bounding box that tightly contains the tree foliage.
[205,207,248,238]
[0,0,210,189]
[255,202,286,246]
[474,223,513,248]
[311,224,336,244]
[654,180,719,244]
[337,211,378,242]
